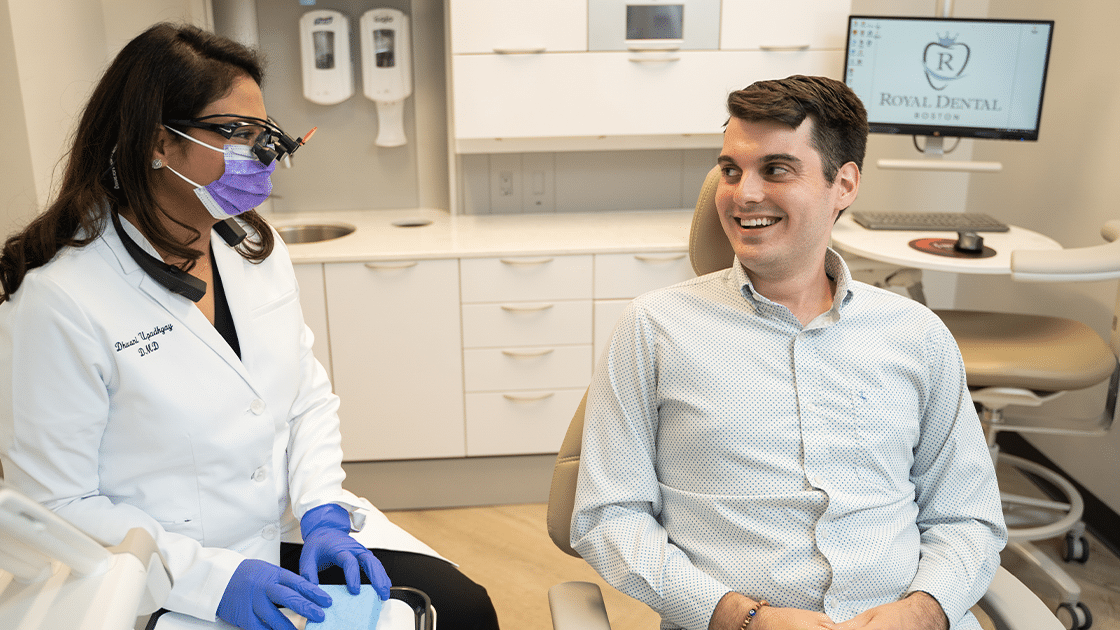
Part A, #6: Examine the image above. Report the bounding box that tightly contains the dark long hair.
[0,22,275,302]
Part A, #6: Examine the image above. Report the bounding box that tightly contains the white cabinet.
[294,263,332,382]
[592,251,695,362]
[324,259,465,461]
[460,255,593,456]
[312,245,692,461]
[447,1,851,151]
[451,50,844,149]
[720,0,851,51]
[448,0,587,54]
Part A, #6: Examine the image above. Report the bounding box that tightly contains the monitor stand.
[877,135,1003,173]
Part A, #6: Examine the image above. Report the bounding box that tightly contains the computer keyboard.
[851,211,1010,232]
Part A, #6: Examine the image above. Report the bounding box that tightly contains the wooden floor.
[385,498,1120,629]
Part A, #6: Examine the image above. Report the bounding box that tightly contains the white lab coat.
[0,215,441,622]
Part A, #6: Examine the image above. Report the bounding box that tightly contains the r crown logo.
[923,32,970,90]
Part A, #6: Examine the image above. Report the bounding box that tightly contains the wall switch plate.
[488,153,522,214]
[522,153,555,213]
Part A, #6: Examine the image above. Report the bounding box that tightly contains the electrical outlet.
[522,153,555,213]
[489,154,522,214]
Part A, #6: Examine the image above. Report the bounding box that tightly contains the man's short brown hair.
[726,75,868,183]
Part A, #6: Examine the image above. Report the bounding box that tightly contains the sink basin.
[276,223,356,244]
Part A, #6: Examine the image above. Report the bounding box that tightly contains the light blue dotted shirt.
[571,249,1007,630]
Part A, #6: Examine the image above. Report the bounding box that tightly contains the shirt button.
[262,525,277,540]
[812,475,825,487]
[250,399,266,414]
[252,467,267,482]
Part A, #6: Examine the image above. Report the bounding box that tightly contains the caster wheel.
[1062,533,1090,563]
[1055,602,1092,630]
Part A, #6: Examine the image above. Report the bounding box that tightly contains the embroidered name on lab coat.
[114,323,175,357]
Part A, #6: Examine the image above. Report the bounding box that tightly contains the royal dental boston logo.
[924,32,969,90]
[877,31,1001,120]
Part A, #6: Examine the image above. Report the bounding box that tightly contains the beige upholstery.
[546,390,587,557]
[936,310,1116,392]
[688,166,734,276]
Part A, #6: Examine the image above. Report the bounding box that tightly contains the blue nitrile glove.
[299,503,392,599]
[217,558,331,630]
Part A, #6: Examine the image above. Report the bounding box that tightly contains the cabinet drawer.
[461,255,592,303]
[465,388,586,456]
[720,0,850,51]
[449,0,587,54]
[594,251,694,299]
[594,299,632,364]
[464,345,592,392]
[462,300,591,348]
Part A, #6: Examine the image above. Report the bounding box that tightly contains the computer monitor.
[844,16,1054,143]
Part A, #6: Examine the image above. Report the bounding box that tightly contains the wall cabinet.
[447,0,850,152]
[307,248,692,462]
[448,0,587,54]
[719,0,851,51]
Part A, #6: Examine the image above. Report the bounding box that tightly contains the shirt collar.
[731,248,856,321]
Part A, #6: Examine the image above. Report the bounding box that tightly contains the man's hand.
[831,592,948,630]
[709,592,836,630]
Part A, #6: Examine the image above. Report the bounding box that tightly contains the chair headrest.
[689,166,736,276]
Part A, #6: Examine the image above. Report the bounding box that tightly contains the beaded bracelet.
[739,599,769,630]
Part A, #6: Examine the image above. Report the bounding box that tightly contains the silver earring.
[151,159,163,169]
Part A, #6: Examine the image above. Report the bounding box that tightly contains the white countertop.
[268,208,695,263]
[831,213,1062,274]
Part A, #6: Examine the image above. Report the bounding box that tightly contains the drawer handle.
[364,261,419,270]
[760,44,811,52]
[628,55,680,63]
[503,392,555,402]
[634,253,687,263]
[499,257,554,266]
[501,348,554,359]
[500,303,555,313]
[493,47,547,55]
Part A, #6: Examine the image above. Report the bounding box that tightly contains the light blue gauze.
[306,584,383,630]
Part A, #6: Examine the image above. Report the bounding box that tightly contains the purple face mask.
[164,126,278,219]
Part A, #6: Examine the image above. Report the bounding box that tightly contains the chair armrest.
[107,527,172,615]
[548,581,612,630]
[977,566,1064,630]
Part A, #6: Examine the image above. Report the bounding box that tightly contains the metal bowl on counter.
[275,223,356,244]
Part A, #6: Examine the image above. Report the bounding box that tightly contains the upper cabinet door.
[449,0,588,54]
[720,0,851,51]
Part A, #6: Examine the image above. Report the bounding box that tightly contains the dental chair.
[0,481,172,629]
[932,226,1120,630]
[545,166,1065,630]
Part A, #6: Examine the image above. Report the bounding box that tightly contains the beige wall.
[960,0,1120,514]
[0,0,35,234]
[0,0,208,233]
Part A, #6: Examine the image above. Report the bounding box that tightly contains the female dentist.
[0,22,498,630]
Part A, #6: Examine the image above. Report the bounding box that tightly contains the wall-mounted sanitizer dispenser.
[299,10,354,105]
[360,8,412,147]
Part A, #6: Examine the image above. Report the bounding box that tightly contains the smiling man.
[571,76,1006,630]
